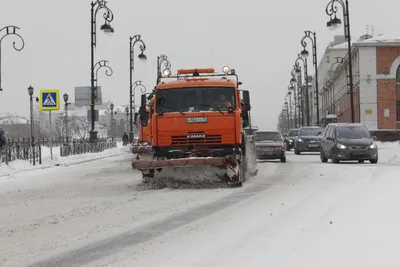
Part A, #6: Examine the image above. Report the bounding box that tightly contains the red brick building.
[317,33,400,130]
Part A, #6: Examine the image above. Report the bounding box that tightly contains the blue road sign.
[40,90,60,111]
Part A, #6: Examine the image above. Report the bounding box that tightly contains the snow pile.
[0,141,129,177]
[377,141,400,164]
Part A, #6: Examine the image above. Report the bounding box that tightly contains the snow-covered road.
[1,142,400,267]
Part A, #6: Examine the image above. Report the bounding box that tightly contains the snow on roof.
[0,113,29,124]
[357,32,400,44]
[330,42,348,49]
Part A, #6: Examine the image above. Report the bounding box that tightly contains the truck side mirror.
[140,94,147,122]
[242,90,250,110]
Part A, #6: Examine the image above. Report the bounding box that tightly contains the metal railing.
[60,138,117,157]
[1,138,118,165]
[0,138,41,165]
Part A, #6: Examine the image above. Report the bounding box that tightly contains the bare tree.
[69,116,90,139]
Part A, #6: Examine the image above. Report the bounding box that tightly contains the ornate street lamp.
[325,0,355,122]
[129,34,147,142]
[0,26,25,91]
[89,0,114,142]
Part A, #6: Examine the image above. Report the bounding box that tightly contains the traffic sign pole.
[49,110,53,160]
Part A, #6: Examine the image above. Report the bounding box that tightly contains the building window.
[397,65,400,84]
[397,101,400,122]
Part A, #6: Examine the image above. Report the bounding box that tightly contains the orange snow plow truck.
[132,66,258,187]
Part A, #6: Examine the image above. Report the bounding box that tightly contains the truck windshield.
[156,86,236,113]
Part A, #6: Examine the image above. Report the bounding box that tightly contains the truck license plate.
[187,117,208,123]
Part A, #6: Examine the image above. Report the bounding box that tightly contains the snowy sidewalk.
[0,141,130,177]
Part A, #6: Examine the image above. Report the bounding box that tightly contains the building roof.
[356,32,400,46]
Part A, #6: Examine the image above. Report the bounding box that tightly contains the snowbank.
[0,141,128,177]
[376,141,400,164]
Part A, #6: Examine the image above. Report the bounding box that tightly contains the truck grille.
[171,134,222,145]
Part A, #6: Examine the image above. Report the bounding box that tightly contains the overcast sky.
[1,0,399,129]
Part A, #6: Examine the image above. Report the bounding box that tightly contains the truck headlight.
[297,138,303,142]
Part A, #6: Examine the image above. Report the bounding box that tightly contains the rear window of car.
[255,132,282,141]
[288,129,298,136]
[336,126,370,139]
[299,127,323,136]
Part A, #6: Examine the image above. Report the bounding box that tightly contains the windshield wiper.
[159,105,185,115]
[198,104,224,114]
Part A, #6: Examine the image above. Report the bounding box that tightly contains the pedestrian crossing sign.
[39,89,60,111]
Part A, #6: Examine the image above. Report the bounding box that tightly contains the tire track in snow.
[26,163,292,267]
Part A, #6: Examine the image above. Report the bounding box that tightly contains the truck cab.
[149,67,250,159]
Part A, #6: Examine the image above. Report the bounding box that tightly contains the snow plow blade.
[132,157,225,170]
[132,145,153,154]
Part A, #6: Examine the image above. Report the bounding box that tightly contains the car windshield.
[288,129,299,137]
[336,126,370,139]
[299,128,323,136]
[156,86,236,113]
[255,132,282,141]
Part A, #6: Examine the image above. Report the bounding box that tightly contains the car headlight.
[369,143,377,149]
[297,138,303,142]
[336,143,347,149]
[289,139,293,143]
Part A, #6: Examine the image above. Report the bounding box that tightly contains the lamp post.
[284,101,290,133]
[0,26,25,92]
[28,85,36,165]
[63,93,69,144]
[125,107,129,133]
[325,0,354,123]
[157,54,171,84]
[289,75,298,128]
[132,81,147,129]
[129,34,147,142]
[300,30,320,125]
[286,92,293,129]
[110,102,114,139]
[89,0,114,142]
[294,54,307,126]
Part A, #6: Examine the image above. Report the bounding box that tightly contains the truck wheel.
[295,149,300,155]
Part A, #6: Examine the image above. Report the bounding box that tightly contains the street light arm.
[94,60,113,86]
[93,0,114,22]
[130,35,146,54]
[132,80,147,94]
[0,26,25,51]
[300,30,315,50]
[326,0,345,19]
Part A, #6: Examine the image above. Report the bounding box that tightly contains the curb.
[0,151,130,177]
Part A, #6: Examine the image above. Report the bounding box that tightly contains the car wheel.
[280,156,286,163]
[320,150,328,163]
[295,148,300,155]
[286,145,290,151]
[358,160,364,163]
[370,158,378,164]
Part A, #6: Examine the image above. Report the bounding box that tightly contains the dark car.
[254,131,286,162]
[284,128,299,151]
[320,123,378,164]
[294,126,323,155]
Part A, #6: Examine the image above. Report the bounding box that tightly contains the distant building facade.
[314,32,400,130]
